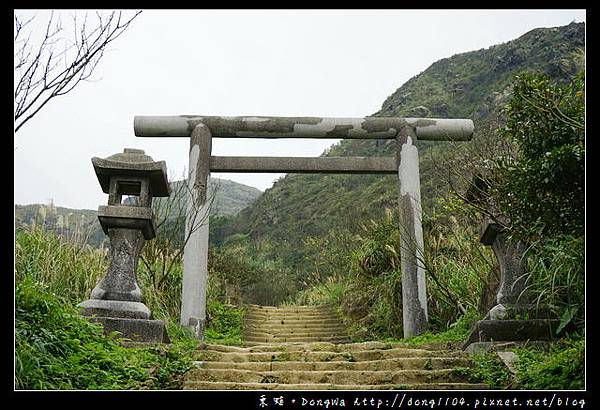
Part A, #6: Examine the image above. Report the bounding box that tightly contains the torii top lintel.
[134,115,474,141]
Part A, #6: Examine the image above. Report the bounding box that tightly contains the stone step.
[195,348,468,363]
[202,341,458,353]
[194,357,472,371]
[244,326,348,335]
[244,335,351,344]
[244,319,346,329]
[244,318,343,326]
[185,368,471,385]
[245,315,340,321]
[245,307,338,314]
[245,319,344,326]
[243,329,349,339]
[246,304,335,313]
[183,381,489,390]
[243,341,349,347]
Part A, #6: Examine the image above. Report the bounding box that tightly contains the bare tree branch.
[14,10,142,133]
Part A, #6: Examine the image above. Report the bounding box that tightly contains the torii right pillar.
[396,125,428,338]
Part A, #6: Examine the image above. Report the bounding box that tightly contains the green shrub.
[468,352,513,389]
[402,310,481,346]
[204,301,245,346]
[137,256,184,322]
[524,235,585,332]
[292,274,347,307]
[423,216,496,330]
[15,278,196,389]
[497,72,584,239]
[514,337,585,389]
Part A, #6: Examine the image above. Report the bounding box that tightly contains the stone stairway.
[183,305,488,390]
[243,304,351,345]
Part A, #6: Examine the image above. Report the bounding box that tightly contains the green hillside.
[213,22,585,273]
[15,177,262,248]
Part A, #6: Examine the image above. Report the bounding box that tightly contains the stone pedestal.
[87,317,170,344]
[79,228,169,343]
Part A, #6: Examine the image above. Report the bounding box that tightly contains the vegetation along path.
[183,305,488,390]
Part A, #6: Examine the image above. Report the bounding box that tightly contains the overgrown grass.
[467,337,585,390]
[14,227,245,389]
[204,301,245,346]
[514,337,585,389]
[137,258,184,322]
[468,352,513,389]
[291,274,348,307]
[524,235,585,331]
[400,310,481,346]
[290,212,494,341]
[15,278,198,390]
[15,227,106,303]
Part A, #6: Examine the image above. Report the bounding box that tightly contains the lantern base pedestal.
[78,299,152,319]
[462,303,563,351]
[462,319,561,350]
[87,316,170,344]
[79,299,170,343]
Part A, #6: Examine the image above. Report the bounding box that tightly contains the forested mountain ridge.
[15,177,262,247]
[212,22,585,271]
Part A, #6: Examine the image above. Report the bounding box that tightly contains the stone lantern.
[462,218,561,352]
[78,148,171,343]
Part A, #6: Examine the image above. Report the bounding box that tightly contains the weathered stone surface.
[183,381,489,390]
[89,316,170,343]
[92,148,170,197]
[79,148,170,343]
[496,351,519,374]
[181,124,212,337]
[484,303,558,321]
[462,319,561,349]
[184,338,487,390]
[480,220,528,305]
[243,305,350,345]
[97,205,155,239]
[397,126,428,338]
[464,341,550,355]
[134,115,474,141]
[78,299,151,319]
[210,156,397,174]
[89,228,145,302]
[461,221,559,352]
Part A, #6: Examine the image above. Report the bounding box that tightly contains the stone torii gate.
[134,115,474,339]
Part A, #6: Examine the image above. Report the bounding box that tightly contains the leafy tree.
[496,72,585,240]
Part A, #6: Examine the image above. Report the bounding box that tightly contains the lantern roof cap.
[92,148,171,197]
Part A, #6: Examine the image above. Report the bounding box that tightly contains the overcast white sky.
[14,9,585,210]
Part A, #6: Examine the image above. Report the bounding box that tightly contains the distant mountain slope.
[15,177,262,247]
[215,22,585,270]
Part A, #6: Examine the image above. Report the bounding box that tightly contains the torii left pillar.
[180,124,212,339]
[396,125,427,337]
